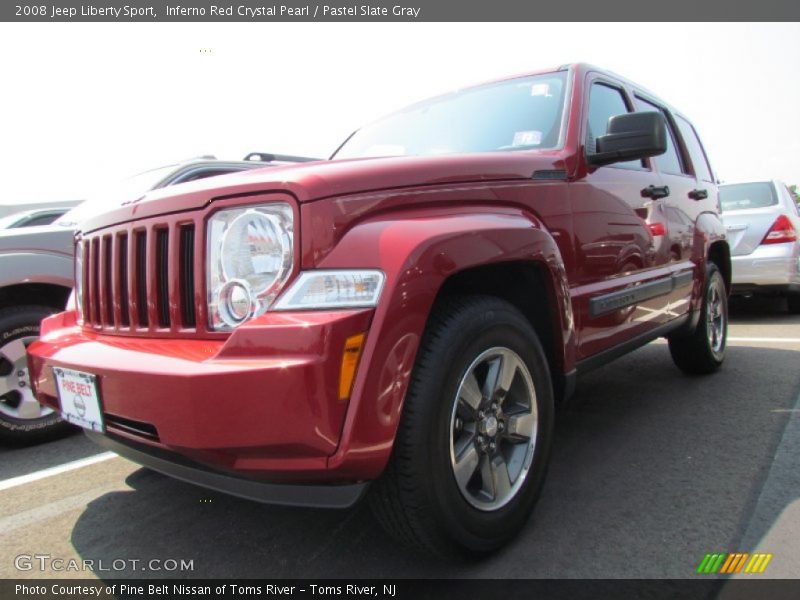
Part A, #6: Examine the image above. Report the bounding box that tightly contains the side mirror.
[588,111,668,167]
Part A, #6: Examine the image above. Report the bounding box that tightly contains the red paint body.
[28,64,727,485]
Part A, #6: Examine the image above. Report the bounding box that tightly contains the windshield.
[55,164,178,227]
[334,72,568,160]
[0,213,25,229]
[719,182,777,212]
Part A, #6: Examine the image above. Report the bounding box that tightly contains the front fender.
[694,210,729,278]
[316,207,572,478]
[674,210,729,327]
[0,252,74,290]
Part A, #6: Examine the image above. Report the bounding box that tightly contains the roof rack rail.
[243,152,321,163]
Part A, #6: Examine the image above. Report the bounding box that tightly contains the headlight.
[207,204,293,330]
[273,270,385,310]
[74,241,84,324]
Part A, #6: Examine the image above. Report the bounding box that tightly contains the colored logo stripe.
[697,553,773,574]
[745,553,773,573]
[721,553,748,574]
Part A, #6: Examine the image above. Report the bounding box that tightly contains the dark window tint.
[719,182,777,212]
[18,213,62,227]
[675,116,714,182]
[634,97,684,176]
[586,83,641,169]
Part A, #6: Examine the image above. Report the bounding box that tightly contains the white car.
[720,180,800,313]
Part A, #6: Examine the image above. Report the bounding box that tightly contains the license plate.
[53,367,104,432]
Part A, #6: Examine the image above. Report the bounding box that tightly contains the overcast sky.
[1,22,799,205]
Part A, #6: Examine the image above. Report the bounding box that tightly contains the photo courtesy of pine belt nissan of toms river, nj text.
[25,63,732,559]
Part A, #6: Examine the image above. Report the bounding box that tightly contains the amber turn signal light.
[339,333,366,401]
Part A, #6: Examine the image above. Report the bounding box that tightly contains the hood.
[79,152,568,233]
[0,224,75,257]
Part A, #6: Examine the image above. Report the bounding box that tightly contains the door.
[671,114,723,286]
[570,77,674,360]
[632,96,698,316]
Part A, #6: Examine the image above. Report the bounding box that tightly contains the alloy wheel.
[449,347,538,511]
[0,336,52,420]
[706,275,726,359]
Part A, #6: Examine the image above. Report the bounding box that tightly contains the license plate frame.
[53,367,104,432]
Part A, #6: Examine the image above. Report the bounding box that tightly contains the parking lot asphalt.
[2,297,799,579]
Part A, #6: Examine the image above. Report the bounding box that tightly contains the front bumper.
[88,431,368,508]
[731,242,800,292]
[28,308,373,484]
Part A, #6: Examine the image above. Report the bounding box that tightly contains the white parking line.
[653,336,800,345]
[2,335,795,493]
[0,452,117,491]
[728,337,800,343]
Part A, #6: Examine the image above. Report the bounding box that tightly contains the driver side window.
[586,83,643,170]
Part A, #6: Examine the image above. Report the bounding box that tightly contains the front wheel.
[0,305,74,445]
[668,263,728,375]
[369,295,554,558]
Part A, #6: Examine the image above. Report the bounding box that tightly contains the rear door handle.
[641,185,670,200]
[689,189,708,200]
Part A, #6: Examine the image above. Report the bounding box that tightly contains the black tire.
[788,294,800,315]
[668,263,728,375]
[369,295,555,559]
[0,305,74,445]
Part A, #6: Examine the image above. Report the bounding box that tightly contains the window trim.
[673,114,716,183]
[632,93,692,179]
[582,75,651,172]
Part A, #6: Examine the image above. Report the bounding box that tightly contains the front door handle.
[641,185,670,200]
[689,189,708,200]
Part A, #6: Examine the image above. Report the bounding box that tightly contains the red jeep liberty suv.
[28,64,730,558]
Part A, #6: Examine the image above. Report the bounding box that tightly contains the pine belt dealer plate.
[53,367,104,432]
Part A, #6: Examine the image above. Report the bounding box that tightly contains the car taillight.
[761,214,797,245]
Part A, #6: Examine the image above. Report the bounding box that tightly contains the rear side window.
[719,182,778,212]
[586,83,641,170]
[675,116,714,182]
[633,97,685,176]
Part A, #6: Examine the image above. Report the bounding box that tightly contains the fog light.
[218,280,253,327]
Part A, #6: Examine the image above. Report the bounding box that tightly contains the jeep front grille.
[80,216,203,335]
